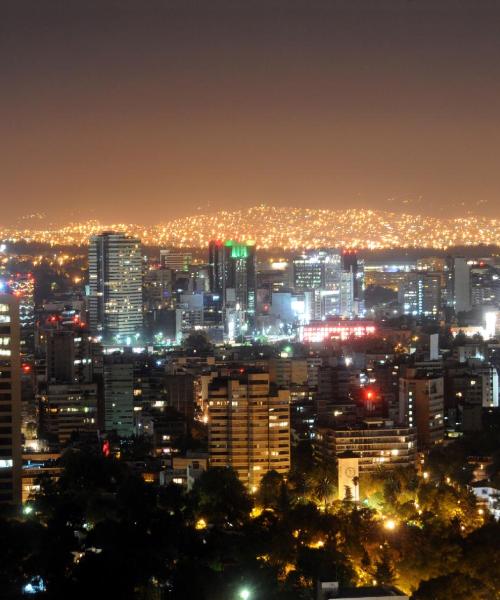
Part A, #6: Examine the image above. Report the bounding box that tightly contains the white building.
[88,232,143,344]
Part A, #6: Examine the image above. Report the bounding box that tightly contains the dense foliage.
[1,445,499,599]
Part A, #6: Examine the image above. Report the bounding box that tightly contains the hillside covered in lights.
[1,206,500,249]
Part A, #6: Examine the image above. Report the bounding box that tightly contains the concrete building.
[398,272,442,317]
[0,295,22,505]
[39,383,98,444]
[160,249,191,272]
[454,257,471,313]
[269,357,308,387]
[159,453,208,490]
[399,368,444,448]
[208,371,290,491]
[314,419,416,473]
[102,354,134,437]
[88,232,143,344]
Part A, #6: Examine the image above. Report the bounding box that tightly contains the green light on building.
[224,240,252,259]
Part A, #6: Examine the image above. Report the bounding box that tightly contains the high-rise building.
[208,240,226,295]
[46,329,76,383]
[101,354,135,438]
[88,232,143,344]
[8,273,35,351]
[470,263,500,307]
[454,257,471,313]
[208,239,256,320]
[293,251,341,292]
[208,371,290,491]
[399,367,444,449]
[399,272,441,317]
[342,249,365,316]
[0,295,22,505]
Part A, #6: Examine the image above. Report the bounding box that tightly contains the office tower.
[454,257,471,313]
[88,232,143,344]
[208,239,256,319]
[342,249,365,316]
[399,368,444,449]
[418,273,442,316]
[208,240,226,294]
[208,371,290,491]
[292,251,341,292]
[160,249,192,272]
[339,271,355,317]
[224,240,257,316]
[0,295,22,505]
[101,354,135,437]
[46,329,75,383]
[8,273,35,351]
[399,272,441,317]
[470,262,500,307]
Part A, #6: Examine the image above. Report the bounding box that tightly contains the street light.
[239,589,251,600]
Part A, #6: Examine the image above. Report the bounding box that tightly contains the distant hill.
[1,205,499,249]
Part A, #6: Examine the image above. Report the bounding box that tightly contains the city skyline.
[2,0,500,224]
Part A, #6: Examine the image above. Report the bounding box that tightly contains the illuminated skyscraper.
[8,273,35,351]
[208,240,226,295]
[0,295,22,505]
[399,272,442,317]
[208,239,256,320]
[88,232,143,344]
[293,251,341,292]
[342,249,365,316]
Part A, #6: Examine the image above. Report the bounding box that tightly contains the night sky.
[2,0,500,224]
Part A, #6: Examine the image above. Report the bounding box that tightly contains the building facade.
[208,371,290,491]
[88,232,143,344]
[0,295,22,505]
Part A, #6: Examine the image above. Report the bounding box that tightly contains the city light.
[383,519,397,531]
[0,206,499,250]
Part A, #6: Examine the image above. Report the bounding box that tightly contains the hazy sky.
[2,0,500,225]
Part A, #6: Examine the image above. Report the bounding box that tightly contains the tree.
[182,332,213,355]
[412,573,492,600]
[191,467,252,526]
[257,470,284,510]
[307,463,337,510]
[374,544,395,587]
